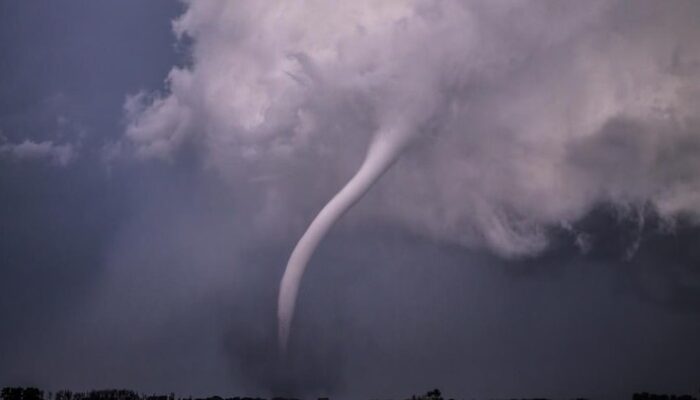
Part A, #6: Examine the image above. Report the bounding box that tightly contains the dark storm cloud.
[1,1,700,400]
[216,221,700,399]
[571,205,700,314]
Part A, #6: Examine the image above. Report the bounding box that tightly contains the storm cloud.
[124,0,700,256]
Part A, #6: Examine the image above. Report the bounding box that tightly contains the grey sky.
[1,1,699,399]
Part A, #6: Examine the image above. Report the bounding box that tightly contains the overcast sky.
[1,1,700,399]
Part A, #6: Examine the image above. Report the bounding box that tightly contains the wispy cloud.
[0,137,75,166]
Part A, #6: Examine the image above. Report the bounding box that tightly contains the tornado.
[277,127,410,351]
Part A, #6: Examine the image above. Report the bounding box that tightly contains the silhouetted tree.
[23,389,43,400]
[1,388,43,400]
[406,388,443,400]
[1,388,22,400]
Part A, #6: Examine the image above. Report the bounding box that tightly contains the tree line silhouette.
[1,387,697,400]
[632,393,698,400]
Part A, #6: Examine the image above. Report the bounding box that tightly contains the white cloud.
[123,0,700,257]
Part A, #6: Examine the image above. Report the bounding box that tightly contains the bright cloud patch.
[124,0,700,257]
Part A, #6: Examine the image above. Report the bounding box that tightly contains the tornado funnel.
[277,128,409,351]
